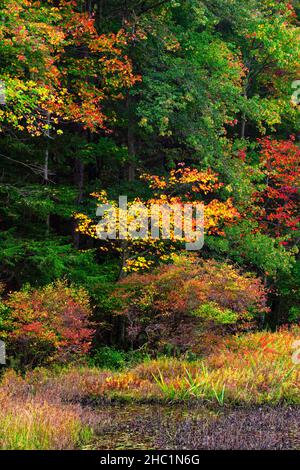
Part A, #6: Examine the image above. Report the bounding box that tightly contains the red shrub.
[113,256,269,354]
[0,281,95,367]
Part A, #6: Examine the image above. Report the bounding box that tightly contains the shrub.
[89,347,126,370]
[0,281,95,367]
[112,256,269,354]
[89,347,151,370]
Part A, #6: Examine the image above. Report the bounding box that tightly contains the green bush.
[89,347,126,370]
[89,347,151,370]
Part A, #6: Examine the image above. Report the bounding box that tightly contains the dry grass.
[18,328,296,406]
[0,327,299,449]
[0,393,91,450]
[97,327,300,404]
[0,367,108,450]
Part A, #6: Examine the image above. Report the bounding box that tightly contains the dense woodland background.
[0,0,299,366]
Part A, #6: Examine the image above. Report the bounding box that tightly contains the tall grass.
[100,328,300,405]
[0,395,92,450]
[0,369,103,450]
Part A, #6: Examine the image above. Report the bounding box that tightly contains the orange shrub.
[0,281,95,367]
[113,256,269,353]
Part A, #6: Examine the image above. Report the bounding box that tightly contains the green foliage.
[134,2,245,164]
[206,222,296,278]
[277,260,300,324]
[288,306,300,323]
[193,302,239,325]
[89,347,126,370]
[89,346,151,370]
[0,232,118,291]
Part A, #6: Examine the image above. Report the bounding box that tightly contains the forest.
[0,0,299,452]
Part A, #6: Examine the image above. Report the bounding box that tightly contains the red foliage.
[113,256,269,353]
[0,0,141,135]
[240,137,300,241]
[255,137,300,239]
[1,281,95,366]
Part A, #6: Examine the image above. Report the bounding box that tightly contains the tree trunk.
[44,112,50,236]
[240,68,250,139]
[73,158,85,249]
[241,113,246,139]
[127,95,136,181]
